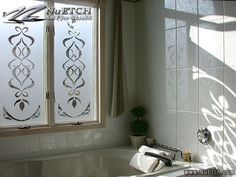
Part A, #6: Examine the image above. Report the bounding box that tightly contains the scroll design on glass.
[58,102,90,118]
[3,26,40,122]
[57,21,90,118]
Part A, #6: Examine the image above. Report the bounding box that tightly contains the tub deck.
[0,147,202,177]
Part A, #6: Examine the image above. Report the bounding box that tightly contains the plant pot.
[129,135,146,148]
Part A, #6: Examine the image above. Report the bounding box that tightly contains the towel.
[129,152,165,173]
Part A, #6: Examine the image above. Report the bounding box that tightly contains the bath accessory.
[130,135,146,148]
[138,145,173,166]
[197,127,211,145]
[146,137,155,147]
[183,150,192,162]
[130,106,148,136]
[139,145,173,159]
[144,152,173,167]
[129,106,148,147]
[129,152,165,173]
[155,143,183,160]
[129,145,170,173]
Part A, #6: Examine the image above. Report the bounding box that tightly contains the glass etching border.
[3,26,40,122]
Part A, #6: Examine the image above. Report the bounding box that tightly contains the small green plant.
[130,106,148,136]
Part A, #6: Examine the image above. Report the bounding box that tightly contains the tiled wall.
[0,0,135,161]
[136,0,236,171]
[0,116,130,161]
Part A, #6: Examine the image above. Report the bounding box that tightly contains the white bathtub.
[0,147,190,177]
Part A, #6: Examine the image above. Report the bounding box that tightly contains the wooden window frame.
[0,0,105,137]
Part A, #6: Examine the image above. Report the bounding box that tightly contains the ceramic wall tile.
[177,111,198,160]
[135,0,236,172]
[223,68,236,169]
[199,68,224,115]
[177,69,198,112]
[224,67,236,117]
[224,1,236,67]
[198,0,224,68]
[165,29,176,69]
[165,69,177,110]
[93,116,130,148]
[198,113,223,168]
[224,114,236,168]
[68,130,93,151]
[92,128,112,148]
[177,26,198,69]
[0,137,10,160]
[10,135,40,156]
[224,24,236,67]
[223,163,236,177]
[199,23,224,68]
[176,0,198,27]
[40,132,68,155]
[164,0,176,30]
[198,0,223,19]
[154,110,177,148]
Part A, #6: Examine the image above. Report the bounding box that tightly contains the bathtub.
[0,147,190,177]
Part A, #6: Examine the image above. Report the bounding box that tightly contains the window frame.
[0,0,106,137]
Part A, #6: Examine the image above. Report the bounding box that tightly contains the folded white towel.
[139,145,172,158]
[129,152,165,173]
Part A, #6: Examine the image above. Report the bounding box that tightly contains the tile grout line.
[66,131,69,153]
[222,0,226,169]
[197,0,200,161]
[9,136,12,155]
[165,25,187,31]
[9,136,12,156]
[38,134,42,157]
[165,66,234,71]
[175,0,178,149]
[175,109,199,114]
[92,129,94,145]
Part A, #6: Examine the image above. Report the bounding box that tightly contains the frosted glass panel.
[54,3,95,123]
[0,0,46,127]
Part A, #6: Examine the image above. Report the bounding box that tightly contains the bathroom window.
[0,0,105,136]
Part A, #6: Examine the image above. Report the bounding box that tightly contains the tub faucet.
[154,143,183,160]
[144,151,173,166]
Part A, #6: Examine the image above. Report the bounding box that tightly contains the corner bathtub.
[0,147,189,177]
[0,148,140,177]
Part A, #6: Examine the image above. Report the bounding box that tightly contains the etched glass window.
[0,0,46,127]
[54,3,96,123]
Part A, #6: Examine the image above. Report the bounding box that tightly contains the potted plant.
[130,106,148,148]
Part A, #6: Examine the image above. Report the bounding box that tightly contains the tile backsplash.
[0,117,129,161]
[136,0,236,170]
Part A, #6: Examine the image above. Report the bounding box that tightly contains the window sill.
[0,121,105,137]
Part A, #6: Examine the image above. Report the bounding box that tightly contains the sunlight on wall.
[164,0,236,169]
[190,23,236,70]
[192,66,236,167]
[190,26,224,65]
[200,15,236,24]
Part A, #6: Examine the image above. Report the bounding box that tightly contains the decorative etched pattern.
[3,106,40,122]
[58,103,90,118]
[57,21,90,118]
[3,26,40,122]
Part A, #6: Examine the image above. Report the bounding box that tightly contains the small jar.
[183,150,192,162]
[146,138,154,147]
